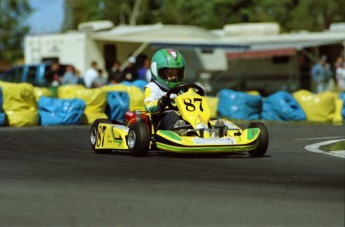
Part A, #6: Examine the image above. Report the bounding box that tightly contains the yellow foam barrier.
[57,85,86,98]
[293,90,337,123]
[101,84,145,111]
[33,87,53,101]
[246,90,261,96]
[333,98,343,123]
[0,82,39,127]
[57,86,107,124]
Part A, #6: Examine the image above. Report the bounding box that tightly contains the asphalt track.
[0,123,344,227]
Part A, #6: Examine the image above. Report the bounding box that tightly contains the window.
[104,44,116,71]
[3,67,23,82]
[27,66,37,85]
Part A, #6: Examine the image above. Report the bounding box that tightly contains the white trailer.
[25,32,104,76]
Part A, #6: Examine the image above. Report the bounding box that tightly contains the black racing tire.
[127,120,150,157]
[90,119,112,154]
[248,122,269,157]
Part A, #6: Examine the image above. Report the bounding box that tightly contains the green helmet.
[151,48,185,90]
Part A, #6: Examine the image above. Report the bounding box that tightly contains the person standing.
[336,62,345,91]
[84,61,99,88]
[310,55,332,93]
[121,57,138,82]
[138,58,151,82]
[62,65,79,85]
[45,61,62,86]
[91,69,107,88]
[108,61,122,84]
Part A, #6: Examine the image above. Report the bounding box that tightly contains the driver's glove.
[158,96,169,111]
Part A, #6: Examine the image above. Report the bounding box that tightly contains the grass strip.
[320,141,345,152]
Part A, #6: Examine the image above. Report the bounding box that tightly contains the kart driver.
[144,48,185,130]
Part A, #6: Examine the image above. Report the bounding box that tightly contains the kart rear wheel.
[127,120,150,157]
[248,122,269,157]
[90,119,112,154]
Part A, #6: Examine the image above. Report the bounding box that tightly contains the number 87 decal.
[183,98,203,112]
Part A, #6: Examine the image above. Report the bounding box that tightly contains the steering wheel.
[164,83,205,109]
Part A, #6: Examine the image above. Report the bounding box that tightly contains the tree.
[101,0,134,26]
[286,0,345,32]
[205,0,255,29]
[61,0,345,32]
[0,0,32,64]
[62,0,104,31]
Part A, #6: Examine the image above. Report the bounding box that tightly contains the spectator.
[334,56,344,71]
[75,69,85,85]
[138,58,151,82]
[121,56,138,82]
[310,55,332,93]
[84,61,99,88]
[91,69,107,88]
[336,62,345,91]
[62,65,79,85]
[45,61,62,86]
[108,61,122,84]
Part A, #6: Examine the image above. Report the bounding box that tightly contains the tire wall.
[217,88,344,123]
[0,81,344,127]
[293,90,341,123]
[101,84,145,111]
[0,81,39,126]
[106,91,130,121]
[0,87,5,126]
[217,89,262,120]
[38,97,86,126]
[57,85,108,124]
[262,91,306,121]
[33,87,53,101]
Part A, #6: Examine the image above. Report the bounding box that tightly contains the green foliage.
[63,0,104,31]
[321,141,345,152]
[286,0,345,32]
[60,0,345,32]
[101,0,135,25]
[0,0,32,63]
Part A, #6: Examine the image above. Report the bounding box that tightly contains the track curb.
[305,139,345,158]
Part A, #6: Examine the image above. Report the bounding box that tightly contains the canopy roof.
[90,22,345,57]
[218,31,345,51]
[91,24,249,50]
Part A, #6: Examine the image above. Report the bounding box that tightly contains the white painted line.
[305,139,345,158]
[296,136,345,141]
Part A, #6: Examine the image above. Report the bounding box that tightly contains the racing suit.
[144,82,167,114]
[144,82,180,130]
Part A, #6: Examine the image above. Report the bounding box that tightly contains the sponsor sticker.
[193,137,236,145]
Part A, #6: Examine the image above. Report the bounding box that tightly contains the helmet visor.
[159,68,184,83]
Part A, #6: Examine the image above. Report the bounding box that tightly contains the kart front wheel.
[248,122,269,157]
[127,120,150,156]
[90,119,112,154]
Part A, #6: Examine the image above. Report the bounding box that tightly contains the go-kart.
[90,83,269,157]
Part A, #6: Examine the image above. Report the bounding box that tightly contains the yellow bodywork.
[94,123,129,150]
[175,88,212,138]
[155,126,260,153]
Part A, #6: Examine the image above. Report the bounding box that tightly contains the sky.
[27,0,65,34]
